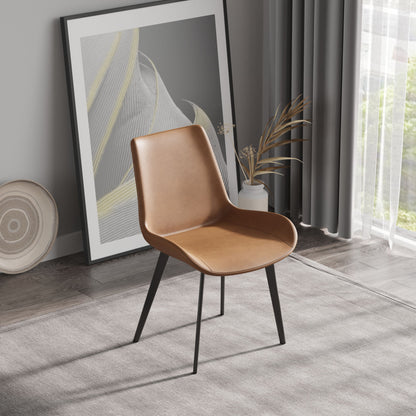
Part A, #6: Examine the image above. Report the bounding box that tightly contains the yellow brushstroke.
[119,54,160,187]
[97,179,136,218]
[145,54,160,135]
[93,28,139,175]
[87,33,121,111]
[118,164,134,187]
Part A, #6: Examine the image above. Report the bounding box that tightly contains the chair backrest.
[130,125,230,237]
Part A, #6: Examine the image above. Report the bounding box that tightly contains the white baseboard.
[43,231,83,262]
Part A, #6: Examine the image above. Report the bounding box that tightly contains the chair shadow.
[68,342,281,404]
[76,371,194,399]
[3,313,282,413]
[1,314,221,384]
[141,314,220,341]
[0,341,130,384]
[200,342,281,366]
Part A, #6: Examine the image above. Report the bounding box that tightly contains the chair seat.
[152,208,297,276]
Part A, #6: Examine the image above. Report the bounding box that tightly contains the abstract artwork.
[61,0,238,262]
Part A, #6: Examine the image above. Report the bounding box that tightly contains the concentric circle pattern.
[0,181,58,274]
[0,196,40,255]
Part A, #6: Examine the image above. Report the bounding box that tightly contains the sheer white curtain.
[354,0,415,247]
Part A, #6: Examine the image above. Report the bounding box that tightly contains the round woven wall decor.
[0,180,58,274]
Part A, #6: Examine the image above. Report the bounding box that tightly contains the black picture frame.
[61,0,238,263]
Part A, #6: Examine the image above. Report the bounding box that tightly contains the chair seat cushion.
[150,209,297,276]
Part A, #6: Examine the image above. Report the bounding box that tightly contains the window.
[354,0,416,247]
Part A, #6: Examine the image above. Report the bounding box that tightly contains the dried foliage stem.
[236,95,310,187]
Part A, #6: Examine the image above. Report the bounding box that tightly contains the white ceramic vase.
[238,180,268,211]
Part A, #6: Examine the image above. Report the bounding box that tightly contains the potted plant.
[236,95,310,211]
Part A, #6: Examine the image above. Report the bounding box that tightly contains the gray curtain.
[263,0,361,238]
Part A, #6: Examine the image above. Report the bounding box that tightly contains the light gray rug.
[1,254,416,416]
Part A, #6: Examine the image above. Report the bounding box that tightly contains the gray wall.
[0,0,263,248]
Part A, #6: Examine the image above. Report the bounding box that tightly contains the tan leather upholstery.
[131,125,297,276]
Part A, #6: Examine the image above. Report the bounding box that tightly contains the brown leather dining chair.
[130,125,297,374]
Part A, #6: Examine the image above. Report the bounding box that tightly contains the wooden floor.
[296,225,416,307]
[1,224,415,327]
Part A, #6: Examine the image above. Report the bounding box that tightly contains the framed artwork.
[61,0,238,263]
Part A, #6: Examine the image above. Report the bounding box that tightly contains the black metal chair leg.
[220,276,225,316]
[132,252,169,343]
[265,264,286,345]
[193,272,205,374]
